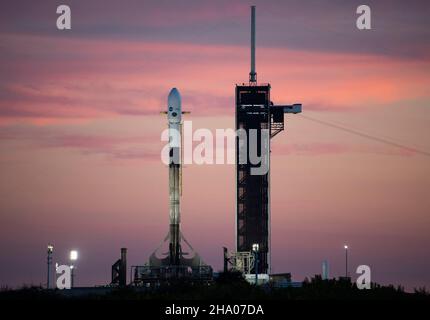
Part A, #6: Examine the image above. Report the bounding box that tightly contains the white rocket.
[166,88,183,265]
[146,90,211,274]
[150,88,201,269]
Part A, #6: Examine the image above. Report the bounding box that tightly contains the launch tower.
[235,6,302,275]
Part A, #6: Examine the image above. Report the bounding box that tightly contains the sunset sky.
[0,0,429,290]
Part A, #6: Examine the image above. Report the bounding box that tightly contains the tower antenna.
[249,5,257,83]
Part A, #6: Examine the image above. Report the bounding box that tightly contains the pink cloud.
[0,125,162,162]
[274,143,417,157]
[0,33,429,126]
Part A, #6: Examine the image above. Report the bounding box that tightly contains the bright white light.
[70,250,78,261]
[47,245,53,253]
[344,245,348,249]
[252,243,259,252]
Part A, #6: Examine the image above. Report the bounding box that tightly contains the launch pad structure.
[113,5,301,287]
[231,6,302,279]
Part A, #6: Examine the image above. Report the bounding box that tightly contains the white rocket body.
[146,88,209,273]
[167,88,182,264]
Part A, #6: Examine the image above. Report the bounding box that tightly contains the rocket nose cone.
[168,88,181,110]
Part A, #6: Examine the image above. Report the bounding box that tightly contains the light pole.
[252,243,259,285]
[70,250,78,288]
[344,245,348,278]
[47,245,53,289]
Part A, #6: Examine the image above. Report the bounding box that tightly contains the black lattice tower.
[235,6,302,274]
